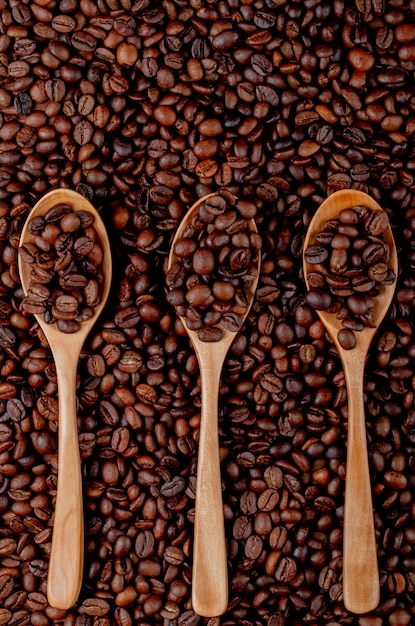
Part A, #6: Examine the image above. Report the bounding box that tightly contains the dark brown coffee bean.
[305,288,333,310]
[50,14,75,32]
[275,557,297,582]
[337,328,356,350]
[197,326,223,342]
[0,575,14,599]
[304,245,328,264]
[0,609,12,625]
[52,295,78,319]
[81,598,110,616]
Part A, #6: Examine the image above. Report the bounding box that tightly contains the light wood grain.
[303,189,398,614]
[168,194,260,617]
[18,189,112,610]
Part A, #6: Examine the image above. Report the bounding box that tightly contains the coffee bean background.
[0,1,415,625]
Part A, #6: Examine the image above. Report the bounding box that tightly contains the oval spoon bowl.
[303,189,397,349]
[19,188,112,343]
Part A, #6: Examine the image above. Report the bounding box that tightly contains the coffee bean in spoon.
[304,203,396,350]
[166,190,261,342]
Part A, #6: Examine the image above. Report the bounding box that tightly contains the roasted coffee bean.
[81,598,110,616]
[337,328,357,350]
[0,609,12,625]
[305,288,333,311]
[304,245,328,264]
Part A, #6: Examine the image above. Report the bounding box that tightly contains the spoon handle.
[47,349,84,610]
[342,351,379,614]
[192,347,228,617]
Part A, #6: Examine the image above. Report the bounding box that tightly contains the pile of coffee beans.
[0,1,415,626]
[18,203,104,333]
[304,205,396,349]
[166,191,261,342]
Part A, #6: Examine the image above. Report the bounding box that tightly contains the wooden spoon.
[18,189,112,610]
[168,194,261,617]
[303,189,398,614]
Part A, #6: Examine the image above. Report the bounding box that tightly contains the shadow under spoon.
[168,193,261,617]
[302,189,398,614]
[18,188,112,610]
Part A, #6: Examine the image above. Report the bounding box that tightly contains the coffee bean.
[0,609,12,625]
[14,93,33,116]
[81,598,110,616]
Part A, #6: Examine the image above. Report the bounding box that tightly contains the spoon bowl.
[303,189,398,614]
[168,193,260,617]
[19,188,112,609]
